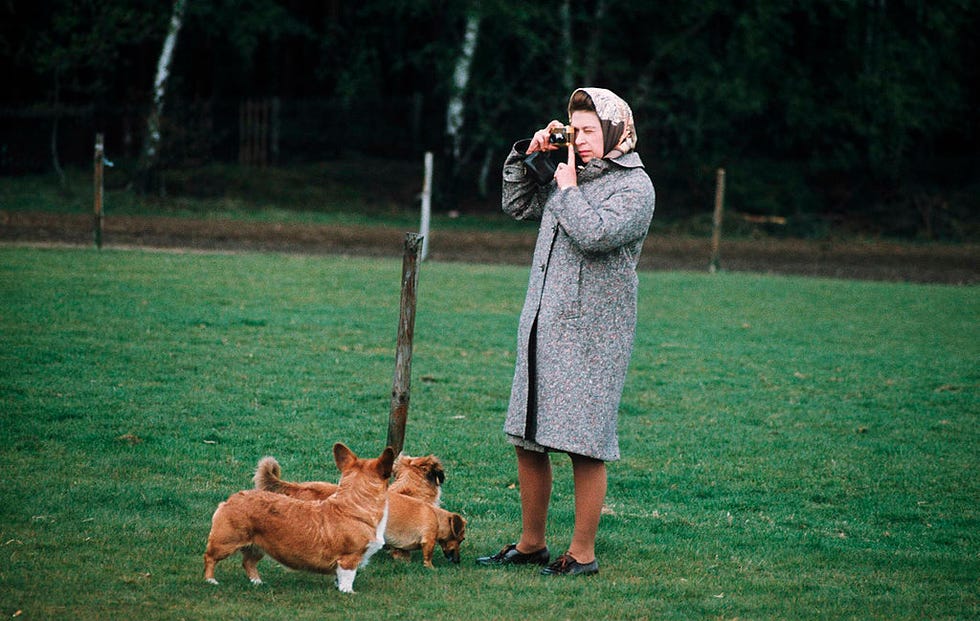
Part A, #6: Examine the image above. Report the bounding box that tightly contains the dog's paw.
[205,578,219,586]
[336,567,357,593]
[250,577,263,586]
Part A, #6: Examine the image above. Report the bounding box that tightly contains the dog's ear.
[377,447,395,479]
[333,443,356,471]
[450,514,465,538]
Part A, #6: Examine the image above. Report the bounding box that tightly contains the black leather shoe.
[476,543,550,566]
[540,553,599,576]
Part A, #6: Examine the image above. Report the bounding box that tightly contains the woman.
[476,88,655,576]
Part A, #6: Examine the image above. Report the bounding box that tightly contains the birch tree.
[136,0,187,193]
[441,10,481,208]
[445,12,481,163]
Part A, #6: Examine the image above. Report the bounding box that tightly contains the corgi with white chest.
[203,443,394,593]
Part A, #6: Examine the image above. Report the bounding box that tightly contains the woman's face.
[571,110,604,163]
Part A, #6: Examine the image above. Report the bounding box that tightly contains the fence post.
[387,232,424,455]
[93,133,104,249]
[709,167,726,273]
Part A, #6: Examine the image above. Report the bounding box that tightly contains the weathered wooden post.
[709,167,726,273]
[387,232,424,455]
[93,133,105,249]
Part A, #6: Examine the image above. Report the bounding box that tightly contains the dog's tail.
[253,456,286,493]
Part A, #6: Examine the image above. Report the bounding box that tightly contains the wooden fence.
[239,98,279,167]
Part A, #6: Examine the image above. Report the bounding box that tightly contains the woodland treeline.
[2,0,978,238]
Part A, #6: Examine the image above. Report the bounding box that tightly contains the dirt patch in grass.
[2,211,976,284]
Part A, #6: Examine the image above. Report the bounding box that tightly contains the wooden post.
[387,232,424,455]
[93,133,104,249]
[709,167,726,273]
[419,152,433,261]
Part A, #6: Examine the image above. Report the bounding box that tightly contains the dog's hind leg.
[204,504,248,584]
[204,541,239,585]
[241,544,265,585]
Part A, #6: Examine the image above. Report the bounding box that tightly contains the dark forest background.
[1,0,978,239]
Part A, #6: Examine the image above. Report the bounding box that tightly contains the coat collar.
[578,151,645,182]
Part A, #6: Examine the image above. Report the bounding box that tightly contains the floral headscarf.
[568,87,637,158]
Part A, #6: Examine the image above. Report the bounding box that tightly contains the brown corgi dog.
[203,443,394,593]
[254,454,465,568]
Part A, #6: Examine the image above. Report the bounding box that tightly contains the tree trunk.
[50,70,67,189]
[476,146,493,199]
[136,0,187,194]
[442,11,481,209]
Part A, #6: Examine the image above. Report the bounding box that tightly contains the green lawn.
[1,246,976,620]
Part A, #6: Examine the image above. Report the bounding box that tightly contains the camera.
[548,125,576,147]
[522,145,584,185]
[519,125,582,185]
[523,150,559,185]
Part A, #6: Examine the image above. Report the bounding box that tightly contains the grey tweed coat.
[502,141,655,461]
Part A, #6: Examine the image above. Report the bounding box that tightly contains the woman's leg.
[567,453,607,563]
[515,446,552,552]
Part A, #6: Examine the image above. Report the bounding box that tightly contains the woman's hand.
[554,144,577,189]
[526,120,566,154]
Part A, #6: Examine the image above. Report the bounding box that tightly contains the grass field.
[1,246,977,620]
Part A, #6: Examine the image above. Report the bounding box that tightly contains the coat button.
[539,264,546,272]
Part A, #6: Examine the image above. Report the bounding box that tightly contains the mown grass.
[0,246,977,620]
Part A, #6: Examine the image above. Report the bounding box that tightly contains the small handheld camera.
[523,150,558,185]
[548,125,576,147]
[522,144,584,185]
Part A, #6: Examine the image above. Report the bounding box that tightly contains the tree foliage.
[1,0,976,237]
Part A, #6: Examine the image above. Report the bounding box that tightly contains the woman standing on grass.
[476,87,655,576]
